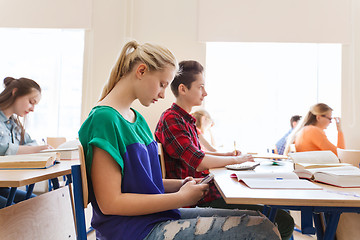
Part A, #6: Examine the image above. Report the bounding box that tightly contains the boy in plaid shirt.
[155,60,294,240]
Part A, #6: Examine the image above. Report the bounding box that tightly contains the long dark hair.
[0,77,41,144]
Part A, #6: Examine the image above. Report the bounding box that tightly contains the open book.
[294,166,360,187]
[230,171,322,190]
[0,152,59,169]
[290,150,351,170]
[289,151,360,187]
[41,140,80,160]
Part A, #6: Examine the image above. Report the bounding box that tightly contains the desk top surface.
[0,160,79,187]
[210,167,360,207]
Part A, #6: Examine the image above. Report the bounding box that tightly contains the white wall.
[1,0,360,149]
[198,0,351,43]
[341,0,360,149]
[0,0,92,28]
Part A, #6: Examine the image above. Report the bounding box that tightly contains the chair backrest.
[158,142,166,179]
[338,148,360,168]
[0,186,76,240]
[71,145,89,240]
[47,137,67,148]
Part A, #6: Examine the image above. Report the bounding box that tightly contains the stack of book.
[290,151,360,187]
[0,152,59,169]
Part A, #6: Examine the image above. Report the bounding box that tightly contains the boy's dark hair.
[171,60,204,97]
[290,115,301,127]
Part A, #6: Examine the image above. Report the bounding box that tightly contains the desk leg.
[268,207,278,222]
[50,178,60,190]
[24,183,35,200]
[323,212,340,240]
[313,213,324,240]
[300,207,316,235]
[5,187,17,207]
[66,174,72,185]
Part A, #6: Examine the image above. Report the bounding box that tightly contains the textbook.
[41,140,80,160]
[289,151,360,187]
[289,151,351,170]
[41,147,79,160]
[0,152,58,169]
[230,171,322,190]
[294,166,360,187]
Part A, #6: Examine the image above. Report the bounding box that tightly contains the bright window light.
[205,42,341,153]
[0,28,84,142]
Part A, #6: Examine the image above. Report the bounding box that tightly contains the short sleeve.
[79,109,125,175]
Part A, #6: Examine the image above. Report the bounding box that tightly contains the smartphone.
[198,173,214,184]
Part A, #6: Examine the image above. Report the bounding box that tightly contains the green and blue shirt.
[79,106,180,240]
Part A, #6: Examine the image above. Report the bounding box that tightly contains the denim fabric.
[144,207,281,240]
[198,197,294,240]
[0,110,37,156]
[0,187,37,208]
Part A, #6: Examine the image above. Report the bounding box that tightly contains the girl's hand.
[178,180,209,206]
[334,117,342,131]
[37,145,53,152]
[235,154,254,164]
[233,150,241,156]
[181,176,194,186]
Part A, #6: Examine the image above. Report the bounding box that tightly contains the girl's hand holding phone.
[178,180,209,206]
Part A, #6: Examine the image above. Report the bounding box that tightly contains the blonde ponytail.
[99,40,178,101]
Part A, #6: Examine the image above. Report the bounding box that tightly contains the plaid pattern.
[155,103,220,204]
[275,129,292,155]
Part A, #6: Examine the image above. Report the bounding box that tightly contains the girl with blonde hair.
[78,41,280,240]
[284,103,344,156]
[191,109,217,152]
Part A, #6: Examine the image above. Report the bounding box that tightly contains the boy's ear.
[135,64,147,79]
[177,84,188,95]
[12,88,18,96]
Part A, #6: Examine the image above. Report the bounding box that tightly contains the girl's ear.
[178,84,187,95]
[135,64,147,79]
[315,115,321,122]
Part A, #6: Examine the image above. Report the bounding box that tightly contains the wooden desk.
[0,160,79,206]
[210,167,360,240]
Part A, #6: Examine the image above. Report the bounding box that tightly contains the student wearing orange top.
[284,103,344,156]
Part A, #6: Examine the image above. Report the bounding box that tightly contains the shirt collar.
[0,110,10,123]
[171,103,196,125]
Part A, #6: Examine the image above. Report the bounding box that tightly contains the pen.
[234,140,237,155]
[42,138,46,145]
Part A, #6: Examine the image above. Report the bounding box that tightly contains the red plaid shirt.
[155,103,221,204]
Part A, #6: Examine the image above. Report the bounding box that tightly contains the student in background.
[78,41,281,240]
[275,115,301,155]
[0,77,52,207]
[284,103,344,156]
[155,60,294,240]
[192,109,218,152]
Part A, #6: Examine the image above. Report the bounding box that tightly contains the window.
[205,42,341,152]
[0,28,84,142]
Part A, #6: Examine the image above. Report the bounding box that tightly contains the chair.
[47,137,67,148]
[337,148,360,168]
[71,145,91,240]
[0,186,76,240]
[158,143,166,178]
